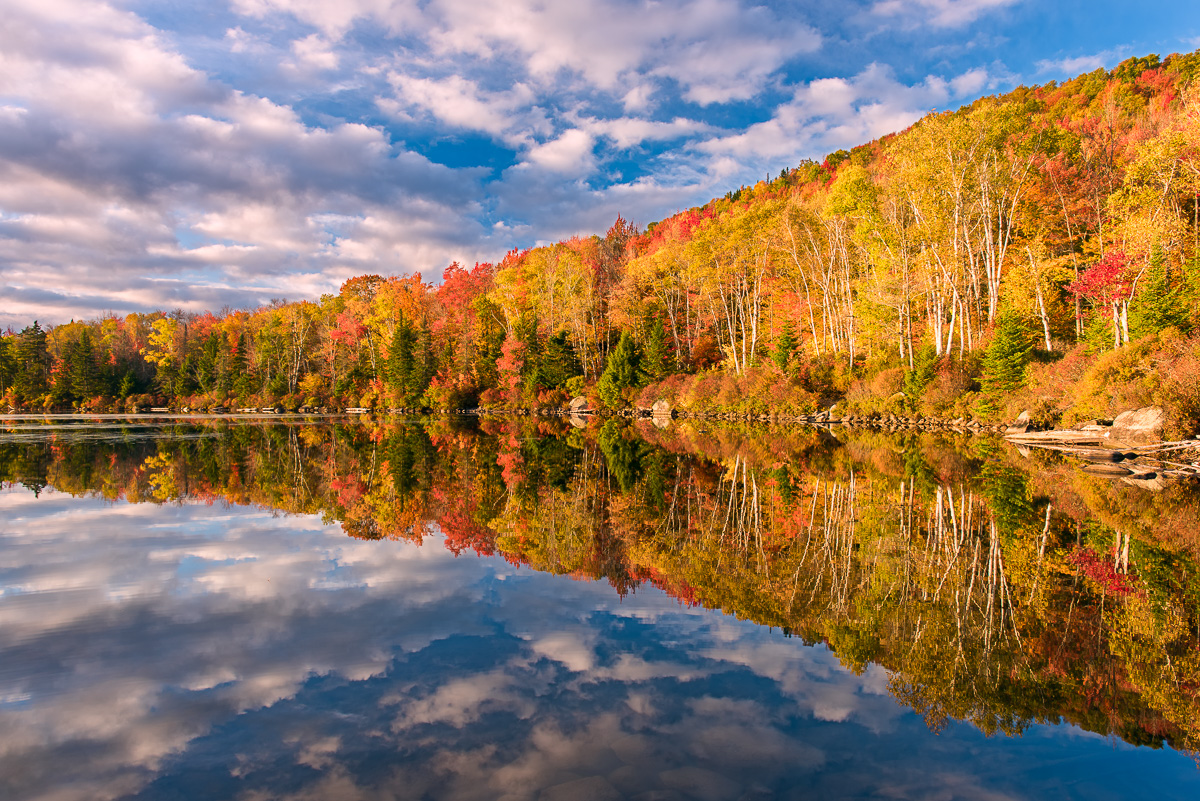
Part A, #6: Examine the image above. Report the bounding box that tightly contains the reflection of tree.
[10,417,1200,755]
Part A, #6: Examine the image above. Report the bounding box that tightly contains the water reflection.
[1,416,1198,800]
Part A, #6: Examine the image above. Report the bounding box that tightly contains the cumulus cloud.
[696,63,973,164]
[871,0,1022,29]
[1036,48,1128,76]
[0,0,1042,325]
[1,453,1186,801]
[382,73,549,146]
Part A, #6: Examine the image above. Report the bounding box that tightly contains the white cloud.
[1036,48,1127,76]
[230,0,421,39]
[520,129,596,175]
[872,0,1022,29]
[383,73,548,146]
[0,0,494,327]
[697,63,964,164]
[0,0,1025,326]
[583,116,709,149]
[290,33,340,71]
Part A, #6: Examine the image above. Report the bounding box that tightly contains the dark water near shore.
[2,416,1199,800]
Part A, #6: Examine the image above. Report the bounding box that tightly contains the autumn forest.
[4,52,1200,433]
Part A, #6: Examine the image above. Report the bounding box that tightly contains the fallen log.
[1082,463,1132,477]
[1005,429,1110,445]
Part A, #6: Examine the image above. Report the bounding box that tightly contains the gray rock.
[652,399,672,417]
[570,396,590,413]
[1110,406,1165,445]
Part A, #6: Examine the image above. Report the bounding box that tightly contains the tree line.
[4,51,1200,419]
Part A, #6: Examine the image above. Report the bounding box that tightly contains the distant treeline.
[4,51,1200,426]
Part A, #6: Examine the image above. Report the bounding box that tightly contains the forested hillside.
[4,51,1200,431]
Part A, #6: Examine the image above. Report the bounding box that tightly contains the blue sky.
[1,0,1198,327]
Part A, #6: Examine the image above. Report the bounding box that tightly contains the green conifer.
[772,322,797,372]
[1130,244,1189,337]
[598,331,643,407]
[641,316,671,381]
[980,311,1032,415]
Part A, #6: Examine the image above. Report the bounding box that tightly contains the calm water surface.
[1,417,1198,800]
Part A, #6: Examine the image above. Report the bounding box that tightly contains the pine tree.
[386,318,417,404]
[68,328,100,401]
[230,333,253,402]
[980,311,1032,415]
[196,333,220,393]
[598,331,643,407]
[772,323,797,373]
[13,322,50,403]
[0,337,14,397]
[1130,245,1189,337]
[539,331,582,390]
[641,316,671,381]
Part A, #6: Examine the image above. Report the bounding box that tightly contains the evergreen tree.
[538,331,582,390]
[0,337,14,397]
[641,315,671,381]
[979,311,1032,415]
[903,344,939,404]
[772,322,797,373]
[13,322,50,403]
[387,317,417,404]
[516,312,543,391]
[386,316,434,405]
[413,324,436,403]
[118,370,137,398]
[230,333,253,401]
[1130,245,1189,337]
[472,297,505,391]
[174,353,198,398]
[196,333,220,393]
[67,328,100,401]
[598,331,643,407]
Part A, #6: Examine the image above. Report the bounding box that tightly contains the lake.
[1,415,1198,800]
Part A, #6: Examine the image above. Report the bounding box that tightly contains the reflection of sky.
[0,487,1196,801]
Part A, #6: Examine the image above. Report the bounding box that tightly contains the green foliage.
[387,317,435,406]
[598,331,643,407]
[640,315,671,381]
[67,328,101,401]
[13,322,50,403]
[1130,247,1190,338]
[536,330,582,391]
[0,336,13,398]
[598,420,650,491]
[1112,54,1160,83]
[903,345,939,407]
[772,323,798,373]
[979,312,1033,416]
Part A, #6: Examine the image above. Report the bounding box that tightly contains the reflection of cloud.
[2,484,1188,801]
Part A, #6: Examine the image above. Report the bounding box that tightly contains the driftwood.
[1005,427,1200,486]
